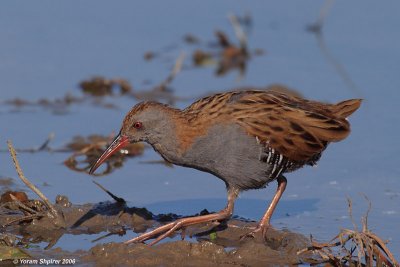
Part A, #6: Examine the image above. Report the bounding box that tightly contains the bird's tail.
[332,99,362,118]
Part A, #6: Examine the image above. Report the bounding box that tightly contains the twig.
[37,132,55,151]
[7,140,66,228]
[346,197,358,232]
[365,232,398,266]
[298,196,399,266]
[360,193,371,233]
[9,194,37,214]
[307,0,335,33]
[92,180,126,203]
[340,213,365,264]
[373,245,396,267]
[0,133,63,153]
[2,214,44,228]
[307,0,363,97]
[159,51,186,90]
[228,13,248,51]
[315,32,363,97]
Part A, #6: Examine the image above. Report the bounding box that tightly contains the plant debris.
[1,191,29,204]
[0,244,31,262]
[64,134,145,176]
[186,13,265,81]
[2,141,66,233]
[2,94,84,114]
[143,51,157,61]
[79,77,132,97]
[183,33,201,44]
[191,16,251,79]
[298,197,399,266]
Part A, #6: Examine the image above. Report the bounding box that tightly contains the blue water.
[1,0,399,259]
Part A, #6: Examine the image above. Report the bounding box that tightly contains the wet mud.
[0,192,312,266]
[83,226,309,267]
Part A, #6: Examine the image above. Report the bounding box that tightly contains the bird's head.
[89,101,179,174]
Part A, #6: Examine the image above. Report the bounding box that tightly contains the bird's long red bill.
[89,134,129,174]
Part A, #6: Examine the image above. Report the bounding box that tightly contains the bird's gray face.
[89,103,175,174]
[121,107,170,143]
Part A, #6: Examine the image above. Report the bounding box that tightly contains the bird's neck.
[146,107,193,164]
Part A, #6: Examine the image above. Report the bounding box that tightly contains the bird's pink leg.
[243,176,287,238]
[125,188,239,246]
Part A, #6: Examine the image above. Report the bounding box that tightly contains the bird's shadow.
[70,201,152,229]
[70,197,318,232]
[145,197,319,222]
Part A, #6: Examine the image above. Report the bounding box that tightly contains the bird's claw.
[240,227,259,241]
[240,224,269,241]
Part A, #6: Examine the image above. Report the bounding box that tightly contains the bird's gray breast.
[181,123,277,190]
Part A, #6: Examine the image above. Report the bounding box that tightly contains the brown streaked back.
[184,90,362,162]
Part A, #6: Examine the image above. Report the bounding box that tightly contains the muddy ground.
[0,188,317,266]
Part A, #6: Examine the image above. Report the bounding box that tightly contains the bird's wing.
[227,91,352,161]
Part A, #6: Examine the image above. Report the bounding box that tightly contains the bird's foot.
[240,224,270,241]
[124,209,231,246]
[124,219,186,246]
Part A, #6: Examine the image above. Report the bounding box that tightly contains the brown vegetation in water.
[298,198,399,266]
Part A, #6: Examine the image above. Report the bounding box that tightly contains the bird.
[89,90,361,246]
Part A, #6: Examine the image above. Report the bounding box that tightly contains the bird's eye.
[133,121,143,129]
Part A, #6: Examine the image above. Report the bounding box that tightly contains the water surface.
[0,0,399,257]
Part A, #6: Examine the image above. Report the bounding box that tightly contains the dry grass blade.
[7,140,66,228]
[307,0,335,33]
[347,197,358,232]
[8,194,37,214]
[298,197,399,267]
[37,132,55,151]
[365,232,398,266]
[2,214,44,228]
[306,0,363,97]
[361,193,371,233]
[159,51,186,91]
[228,14,247,51]
[0,133,59,153]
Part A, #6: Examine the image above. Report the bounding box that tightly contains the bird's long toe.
[240,224,270,241]
[124,205,234,246]
[124,217,208,246]
[240,227,260,241]
[124,221,179,245]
